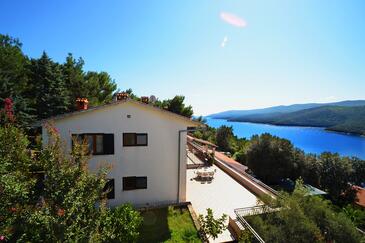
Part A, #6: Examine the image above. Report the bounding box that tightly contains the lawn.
[138,206,201,243]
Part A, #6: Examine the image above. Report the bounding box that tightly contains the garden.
[138,206,201,243]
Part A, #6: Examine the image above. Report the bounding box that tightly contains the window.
[123,133,148,146]
[72,133,114,155]
[123,177,147,190]
[103,179,115,199]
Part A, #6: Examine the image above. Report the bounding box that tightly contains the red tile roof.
[354,186,365,208]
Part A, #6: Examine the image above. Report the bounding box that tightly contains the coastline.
[220,118,365,137]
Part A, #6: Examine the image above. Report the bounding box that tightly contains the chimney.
[141,96,149,104]
[76,98,88,110]
[116,92,129,101]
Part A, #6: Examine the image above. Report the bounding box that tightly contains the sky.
[1,0,365,115]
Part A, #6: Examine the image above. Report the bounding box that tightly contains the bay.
[206,118,365,159]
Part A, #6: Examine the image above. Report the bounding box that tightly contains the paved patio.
[187,165,260,242]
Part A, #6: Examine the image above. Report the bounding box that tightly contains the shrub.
[101,204,142,243]
[198,208,227,240]
[0,124,141,242]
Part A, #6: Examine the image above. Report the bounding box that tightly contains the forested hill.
[229,105,365,135]
[208,100,365,120]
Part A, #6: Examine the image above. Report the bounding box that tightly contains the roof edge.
[33,99,203,127]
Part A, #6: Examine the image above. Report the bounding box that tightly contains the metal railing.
[235,211,265,243]
[188,140,279,198]
[214,156,279,197]
[235,205,272,217]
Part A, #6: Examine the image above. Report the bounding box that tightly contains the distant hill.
[229,105,365,135]
[208,100,365,120]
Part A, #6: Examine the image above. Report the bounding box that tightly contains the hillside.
[229,106,365,135]
[208,100,365,120]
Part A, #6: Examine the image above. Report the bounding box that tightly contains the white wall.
[42,102,190,207]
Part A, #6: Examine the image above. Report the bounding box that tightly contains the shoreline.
[219,119,365,138]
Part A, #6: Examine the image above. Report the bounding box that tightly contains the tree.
[0,34,34,127]
[158,95,193,118]
[84,71,117,106]
[0,34,118,127]
[62,53,86,110]
[0,123,142,242]
[216,125,234,153]
[319,152,353,200]
[350,157,365,186]
[0,34,28,90]
[29,52,70,119]
[301,154,322,187]
[198,208,227,240]
[342,204,365,230]
[245,180,363,243]
[233,150,247,164]
[246,133,295,183]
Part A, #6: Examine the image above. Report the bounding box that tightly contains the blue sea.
[206,118,365,159]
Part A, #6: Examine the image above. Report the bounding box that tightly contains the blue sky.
[1,0,365,115]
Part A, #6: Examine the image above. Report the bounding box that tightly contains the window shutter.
[103,134,114,154]
[136,177,147,189]
[104,179,115,199]
[123,177,136,190]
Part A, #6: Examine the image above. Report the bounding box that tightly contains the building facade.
[40,100,200,207]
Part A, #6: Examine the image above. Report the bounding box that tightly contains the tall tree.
[62,53,86,110]
[29,52,70,119]
[84,71,117,106]
[349,157,365,186]
[320,152,353,200]
[302,154,322,187]
[216,125,234,152]
[246,133,295,183]
[0,34,34,126]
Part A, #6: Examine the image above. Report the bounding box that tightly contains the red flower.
[0,235,5,241]
[57,208,65,217]
[2,98,15,122]
[9,207,16,213]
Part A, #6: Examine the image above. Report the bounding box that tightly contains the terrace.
[186,136,278,242]
[187,165,260,242]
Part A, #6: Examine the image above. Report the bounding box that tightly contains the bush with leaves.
[101,204,142,243]
[198,208,227,240]
[0,123,142,242]
[245,180,363,243]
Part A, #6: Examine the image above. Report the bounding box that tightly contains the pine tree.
[0,34,35,127]
[29,52,70,119]
[62,53,86,111]
[84,71,117,106]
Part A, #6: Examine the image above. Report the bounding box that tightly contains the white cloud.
[220,12,247,28]
[221,36,228,48]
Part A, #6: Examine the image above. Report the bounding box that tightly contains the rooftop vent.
[116,92,129,101]
[76,98,89,110]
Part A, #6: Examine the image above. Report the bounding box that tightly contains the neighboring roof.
[187,135,218,147]
[304,184,327,196]
[354,186,365,208]
[34,99,203,127]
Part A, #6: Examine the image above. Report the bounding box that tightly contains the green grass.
[138,206,201,243]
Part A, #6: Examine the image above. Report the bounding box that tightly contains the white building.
[39,98,201,207]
